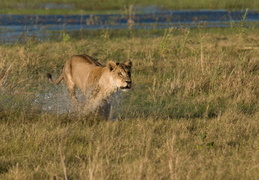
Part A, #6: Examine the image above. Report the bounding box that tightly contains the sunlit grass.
[1,0,259,14]
[0,27,258,179]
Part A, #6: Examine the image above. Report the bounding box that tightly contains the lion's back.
[71,54,103,67]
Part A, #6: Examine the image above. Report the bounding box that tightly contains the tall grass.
[0,28,258,179]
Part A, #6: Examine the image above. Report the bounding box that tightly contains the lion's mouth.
[120,81,131,90]
[120,86,131,90]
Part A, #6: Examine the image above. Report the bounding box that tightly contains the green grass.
[0,27,258,179]
[1,0,259,14]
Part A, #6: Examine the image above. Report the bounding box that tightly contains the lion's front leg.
[102,100,115,120]
[84,90,114,120]
[84,91,104,114]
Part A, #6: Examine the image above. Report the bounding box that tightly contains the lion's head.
[107,60,132,91]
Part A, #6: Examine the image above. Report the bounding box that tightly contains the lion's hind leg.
[68,84,78,103]
[62,59,80,103]
[65,78,78,103]
[63,71,78,104]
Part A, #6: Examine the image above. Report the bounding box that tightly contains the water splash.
[34,84,86,114]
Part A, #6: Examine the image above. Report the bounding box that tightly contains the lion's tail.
[46,73,63,85]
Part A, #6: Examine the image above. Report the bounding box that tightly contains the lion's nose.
[126,81,131,86]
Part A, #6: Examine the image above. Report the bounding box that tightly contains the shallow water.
[34,84,86,114]
[33,83,123,116]
[1,9,259,43]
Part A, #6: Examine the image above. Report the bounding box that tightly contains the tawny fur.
[47,54,132,119]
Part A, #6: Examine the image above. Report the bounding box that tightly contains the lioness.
[47,54,132,119]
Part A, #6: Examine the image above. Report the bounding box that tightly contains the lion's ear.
[125,60,132,68]
[107,61,117,71]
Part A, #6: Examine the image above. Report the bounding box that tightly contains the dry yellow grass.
[0,28,258,179]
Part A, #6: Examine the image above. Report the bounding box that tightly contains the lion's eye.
[118,72,123,77]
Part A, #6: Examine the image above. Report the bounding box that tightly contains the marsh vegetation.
[0,26,258,179]
[1,0,259,14]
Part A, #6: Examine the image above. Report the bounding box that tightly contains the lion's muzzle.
[121,80,132,89]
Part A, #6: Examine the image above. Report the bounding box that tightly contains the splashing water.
[34,84,86,114]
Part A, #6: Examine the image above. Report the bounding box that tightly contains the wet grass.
[0,27,258,179]
[1,0,259,14]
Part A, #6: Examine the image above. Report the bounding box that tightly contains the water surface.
[1,9,259,43]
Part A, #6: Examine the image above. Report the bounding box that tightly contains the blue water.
[1,9,259,43]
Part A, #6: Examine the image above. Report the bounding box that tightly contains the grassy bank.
[1,0,259,14]
[0,28,258,179]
